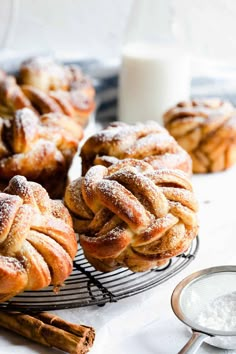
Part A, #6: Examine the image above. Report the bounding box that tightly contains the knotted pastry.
[21,85,95,126]
[0,175,77,302]
[19,57,72,92]
[64,160,198,272]
[0,108,83,198]
[0,58,95,126]
[19,57,93,93]
[164,99,236,173]
[80,121,192,175]
[19,57,96,126]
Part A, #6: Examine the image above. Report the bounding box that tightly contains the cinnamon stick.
[0,311,95,354]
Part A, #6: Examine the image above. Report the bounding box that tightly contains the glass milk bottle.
[118,0,190,125]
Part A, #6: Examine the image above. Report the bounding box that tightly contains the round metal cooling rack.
[0,237,199,312]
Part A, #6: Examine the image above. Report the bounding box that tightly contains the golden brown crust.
[0,256,28,302]
[80,121,192,175]
[0,74,35,118]
[22,85,63,114]
[19,57,71,92]
[0,175,77,301]
[19,57,94,93]
[49,89,95,127]
[0,58,95,127]
[18,57,96,126]
[0,108,83,198]
[64,160,198,272]
[164,99,236,173]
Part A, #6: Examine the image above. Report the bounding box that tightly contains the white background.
[1,0,236,62]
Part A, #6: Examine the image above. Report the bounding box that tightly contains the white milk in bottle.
[118,0,191,125]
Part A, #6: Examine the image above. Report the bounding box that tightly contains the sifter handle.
[178,331,210,354]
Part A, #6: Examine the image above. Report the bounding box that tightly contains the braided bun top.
[80,121,192,176]
[65,160,198,272]
[0,175,77,302]
[19,57,72,92]
[164,99,236,172]
[0,58,95,127]
[19,57,93,93]
[0,108,83,197]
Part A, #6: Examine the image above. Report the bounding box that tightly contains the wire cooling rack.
[0,237,199,312]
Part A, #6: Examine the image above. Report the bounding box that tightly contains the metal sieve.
[171,266,236,353]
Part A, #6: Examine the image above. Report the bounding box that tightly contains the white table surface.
[1,157,236,354]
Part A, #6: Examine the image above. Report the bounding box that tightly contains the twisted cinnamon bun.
[0,108,83,198]
[164,99,236,173]
[19,57,95,126]
[80,121,192,175]
[0,58,95,127]
[0,175,77,302]
[64,160,198,272]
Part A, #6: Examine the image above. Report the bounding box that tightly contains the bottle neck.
[123,0,186,51]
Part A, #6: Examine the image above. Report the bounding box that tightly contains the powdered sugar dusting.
[81,120,191,174]
[14,109,38,151]
[97,179,150,231]
[21,57,67,81]
[0,255,25,272]
[0,193,21,241]
[108,167,169,217]
[125,132,176,158]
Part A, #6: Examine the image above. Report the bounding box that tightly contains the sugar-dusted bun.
[0,175,77,302]
[19,56,72,92]
[20,57,95,92]
[80,121,192,175]
[19,57,96,126]
[0,108,83,198]
[20,85,95,127]
[164,98,236,173]
[64,160,198,272]
[0,58,95,127]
